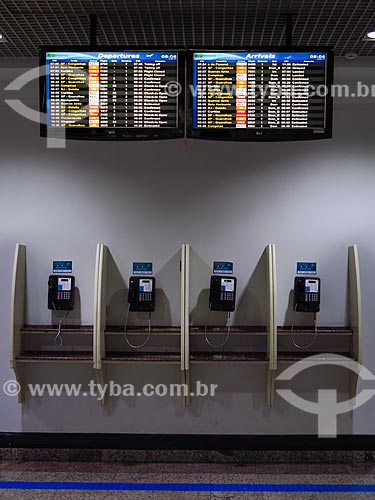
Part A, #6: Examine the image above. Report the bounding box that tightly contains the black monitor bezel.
[39,46,186,141]
[186,46,334,142]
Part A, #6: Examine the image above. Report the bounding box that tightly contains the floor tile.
[0,461,373,500]
[163,464,212,474]
[254,464,351,475]
[22,461,120,474]
[21,491,58,500]
[261,494,372,500]
[162,473,211,484]
[116,463,164,474]
[65,472,117,482]
[348,464,375,475]
[0,491,35,500]
[0,471,70,481]
[136,474,163,483]
[205,464,259,474]
[104,492,159,500]
[50,491,108,500]
[111,473,140,483]
[350,473,375,484]
[114,471,162,483]
[210,474,259,484]
[210,493,263,500]
[206,465,260,475]
[254,473,354,484]
[159,493,210,500]
[0,491,57,500]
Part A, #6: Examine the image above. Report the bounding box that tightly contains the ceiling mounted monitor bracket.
[89,14,98,47]
[285,13,293,46]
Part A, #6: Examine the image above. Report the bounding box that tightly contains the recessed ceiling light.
[365,30,375,40]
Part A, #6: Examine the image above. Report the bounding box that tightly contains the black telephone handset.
[209,276,237,312]
[48,275,75,311]
[294,276,321,313]
[128,276,156,313]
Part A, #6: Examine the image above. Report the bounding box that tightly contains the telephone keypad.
[221,292,234,302]
[57,291,71,301]
[305,292,319,302]
[139,292,152,302]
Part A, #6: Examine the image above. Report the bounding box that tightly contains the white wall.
[0,58,375,434]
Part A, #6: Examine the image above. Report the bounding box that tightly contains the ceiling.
[0,0,374,57]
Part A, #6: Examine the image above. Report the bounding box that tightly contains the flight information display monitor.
[40,48,184,140]
[187,48,333,141]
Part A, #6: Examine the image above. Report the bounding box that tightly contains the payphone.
[292,276,321,349]
[205,275,237,348]
[48,275,75,346]
[125,275,156,349]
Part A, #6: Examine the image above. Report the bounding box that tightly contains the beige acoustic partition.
[273,244,363,405]
[10,243,26,404]
[180,244,190,407]
[93,243,186,407]
[348,244,362,400]
[93,243,108,405]
[266,243,277,406]
[185,244,276,406]
[10,244,96,404]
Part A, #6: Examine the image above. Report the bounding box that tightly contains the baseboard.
[1,433,375,451]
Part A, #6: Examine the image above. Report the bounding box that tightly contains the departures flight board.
[45,51,180,129]
[191,51,330,131]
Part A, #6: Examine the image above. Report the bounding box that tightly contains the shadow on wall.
[234,249,267,326]
[192,288,228,327]
[189,249,214,326]
[51,287,81,327]
[152,250,180,326]
[106,249,175,327]
[106,250,127,326]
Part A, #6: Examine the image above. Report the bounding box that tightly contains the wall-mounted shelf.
[277,327,353,337]
[20,326,93,335]
[277,353,353,363]
[105,326,181,337]
[17,352,94,363]
[189,326,268,337]
[190,352,269,363]
[103,352,181,364]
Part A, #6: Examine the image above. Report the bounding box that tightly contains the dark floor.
[0,461,374,499]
